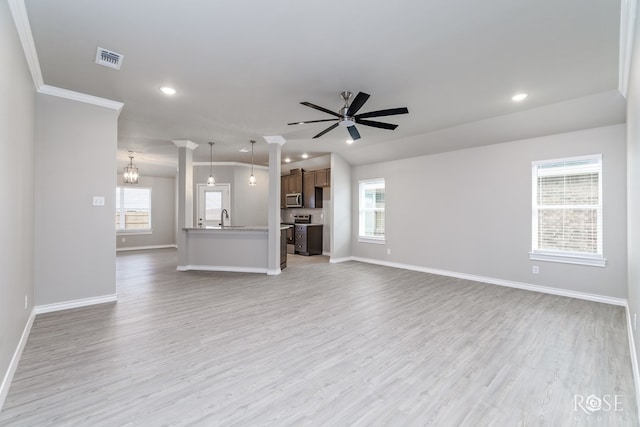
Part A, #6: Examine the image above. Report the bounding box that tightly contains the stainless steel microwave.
[285,193,302,208]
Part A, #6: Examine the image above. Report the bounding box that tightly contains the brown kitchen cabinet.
[280,227,288,269]
[315,168,330,187]
[280,175,286,208]
[303,171,323,208]
[287,172,303,194]
[294,224,323,256]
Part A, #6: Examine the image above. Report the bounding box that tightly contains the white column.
[173,140,198,268]
[264,136,285,275]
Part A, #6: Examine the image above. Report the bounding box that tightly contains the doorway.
[197,183,231,227]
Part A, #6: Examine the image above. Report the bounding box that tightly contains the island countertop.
[178,225,290,274]
[183,225,291,232]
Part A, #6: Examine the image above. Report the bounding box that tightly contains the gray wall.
[627,2,640,387]
[116,175,176,249]
[352,124,627,299]
[0,0,36,401]
[34,95,118,305]
[192,164,269,226]
[330,153,352,260]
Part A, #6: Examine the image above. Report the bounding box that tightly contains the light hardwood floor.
[1,249,637,426]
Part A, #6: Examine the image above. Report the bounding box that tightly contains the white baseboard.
[177,265,268,274]
[34,294,117,315]
[116,244,177,252]
[267,268,282,276]
[0,309,35,412]
[323,251,331,257]
[350,257,627,306]
[329,256,353,264]
[625,304,640,421]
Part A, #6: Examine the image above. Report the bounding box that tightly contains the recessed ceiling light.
[284,157,291,163]
[346,139,354,144]
[301,153,309,159]
[160,86,177,95]
[512,93,528,102]
[239,148,249,153]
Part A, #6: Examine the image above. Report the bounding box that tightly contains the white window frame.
[116,186,152,235]
[530,154,605,267]
[358,178,386,244]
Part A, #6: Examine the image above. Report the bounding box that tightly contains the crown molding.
[192,161,269,170]
[8,0,43,89]
[619,0,637,98]
[172,140,199,150]
[9,0,124,114]
[38,85,124,114]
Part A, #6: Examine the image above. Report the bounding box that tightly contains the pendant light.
[123,152,139,184]
[207,142,215,187]
[248,140,257,186]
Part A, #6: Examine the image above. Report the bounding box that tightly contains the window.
[359,179,385,243]
[531,154,605,266]
[116,187,152,232]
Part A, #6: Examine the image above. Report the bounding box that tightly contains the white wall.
[116,175,176,249]
[192,164,269,226]
[233,165,269,226]
[627,0,640,386]
[34,94,118,305]
[352,124,627,299]
[0,0,36,405]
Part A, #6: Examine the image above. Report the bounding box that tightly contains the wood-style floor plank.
[0,249,636,426]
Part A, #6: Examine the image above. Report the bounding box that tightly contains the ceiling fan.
[287,91,409,140]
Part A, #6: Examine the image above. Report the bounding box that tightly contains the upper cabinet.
[315,168,330,187]
[286,172,303,194]
[303,171,323,209]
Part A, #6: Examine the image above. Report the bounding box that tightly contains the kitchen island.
[177,226,290,274]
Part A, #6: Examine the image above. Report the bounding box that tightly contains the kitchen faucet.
[220,209,229,228]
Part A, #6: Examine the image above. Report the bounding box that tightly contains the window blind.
[532,155,602,258]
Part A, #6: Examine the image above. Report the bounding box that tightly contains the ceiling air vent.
[95,47,123,70]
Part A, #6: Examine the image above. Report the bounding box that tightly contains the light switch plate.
[93,196,105,206]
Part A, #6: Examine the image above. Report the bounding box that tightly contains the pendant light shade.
[123,152,139,184]
[207,142,215,187]
[248,140,257,186]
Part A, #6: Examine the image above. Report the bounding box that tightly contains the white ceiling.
[24,0,624,177]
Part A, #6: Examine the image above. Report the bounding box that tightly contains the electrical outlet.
[24,295,28,310]
[387,248,391,255]
[532,265,539,274]
[92,196,105,206]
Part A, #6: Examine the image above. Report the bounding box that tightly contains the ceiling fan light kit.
[288,91,409,140]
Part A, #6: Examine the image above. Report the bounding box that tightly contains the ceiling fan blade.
[356,119,398,130]
[348,125,361,140]
[300,102,341,118]
[347,92,370,116]
[313,123,339,138]
[287,118,338,125]
[355,107,409,119]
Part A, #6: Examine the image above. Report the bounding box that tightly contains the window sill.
[358,236,385,245]
[529,251,606,267]
[117,230,152,236]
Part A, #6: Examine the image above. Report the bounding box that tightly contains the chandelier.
[123,152,139,184]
